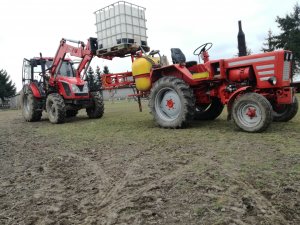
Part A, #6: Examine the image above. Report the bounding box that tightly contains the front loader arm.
[50,38,95,78]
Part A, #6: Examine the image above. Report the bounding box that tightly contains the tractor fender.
[227,86,252,120]
[28,82,42,98]
[150,64,195,85]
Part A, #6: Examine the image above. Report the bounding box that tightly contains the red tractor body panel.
[48,76,90,100]
[29,82,42,98]
[224,50,292,89]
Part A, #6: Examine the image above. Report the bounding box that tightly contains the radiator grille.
[283,61,291,81]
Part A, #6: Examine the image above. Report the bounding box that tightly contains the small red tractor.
[100,21,298,132]
[21,38,104,124]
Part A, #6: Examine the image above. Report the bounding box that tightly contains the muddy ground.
[0,101,299,225]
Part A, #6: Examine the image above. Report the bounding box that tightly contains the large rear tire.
[272,96,298,122]
[20,88,42,122]
[232,93,273,132]
[86,92,104,119]
[46,93,66,124]
[148,76,195,128]
[194,97,224,120]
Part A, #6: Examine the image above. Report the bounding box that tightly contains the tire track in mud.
[200,153,288,224]
[204,148,288,222]
[96,148,210,224]
[95,147,289,225]
[58,152,112,188]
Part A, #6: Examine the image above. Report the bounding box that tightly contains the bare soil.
[0,100,299,225]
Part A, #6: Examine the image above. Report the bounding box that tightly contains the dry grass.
[1,95,299,224]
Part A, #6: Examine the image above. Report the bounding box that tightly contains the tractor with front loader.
[21,38,104,124]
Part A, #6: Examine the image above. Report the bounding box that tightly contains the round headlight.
[268,76,277,85]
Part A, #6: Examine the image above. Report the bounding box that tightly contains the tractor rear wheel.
[272,96,298,122]
[194,97,224,120]
[148,76,195,128]
[20,88,42,122]
[86,92,104,119]
[46,93,66,124]
[232,93,273,132]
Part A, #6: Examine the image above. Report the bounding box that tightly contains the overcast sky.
[0,0,298,91]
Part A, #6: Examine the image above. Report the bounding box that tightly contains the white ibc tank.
[94,1,148,51]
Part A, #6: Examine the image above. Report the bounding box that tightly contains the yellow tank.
[132,57,159,91]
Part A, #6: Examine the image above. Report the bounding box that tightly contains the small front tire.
[232,93,273,132]
[46,94,66,124]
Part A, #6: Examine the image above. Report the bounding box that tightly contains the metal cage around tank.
[94,1,149,56]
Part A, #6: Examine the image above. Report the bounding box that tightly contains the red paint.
[166,99,174,109]
[246,107,256,119]
[29,83,41,98]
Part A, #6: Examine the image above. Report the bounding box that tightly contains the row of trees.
[86,65,111,91]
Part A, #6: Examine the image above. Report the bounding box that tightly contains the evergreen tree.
[273,3,300,72]
[261,29,276,52]
[95,66,102,89]
[0,69,16,102]
[103,65,110,74]
[87,66,94,77]
[86,67,96,91]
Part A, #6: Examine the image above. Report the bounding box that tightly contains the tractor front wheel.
[232,93,273,132]
[272,96,298,122]
[86,92,104,119]
[46,93,66,124]
[20,87,42,122]
[148,76,195,128]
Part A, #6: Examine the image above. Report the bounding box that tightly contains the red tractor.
[21,38,104,124]
[100,22,298,132]
[146,44,298,132]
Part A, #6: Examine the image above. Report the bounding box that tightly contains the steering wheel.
[148,50,160,56]
[147,49,162,66]
[193,43,213,56]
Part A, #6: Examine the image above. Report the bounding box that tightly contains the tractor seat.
[171,48,197,67]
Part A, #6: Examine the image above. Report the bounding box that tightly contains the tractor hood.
[57,76,86,85]
[54,75,90,99]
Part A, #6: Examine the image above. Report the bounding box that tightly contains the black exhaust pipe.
[237,20,247,57]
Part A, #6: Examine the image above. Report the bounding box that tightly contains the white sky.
[0,0,298,91]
